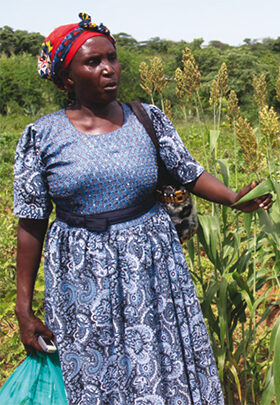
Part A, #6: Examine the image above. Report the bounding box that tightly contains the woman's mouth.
[104,81,118,91]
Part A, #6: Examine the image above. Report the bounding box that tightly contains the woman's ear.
[59,69,74,92]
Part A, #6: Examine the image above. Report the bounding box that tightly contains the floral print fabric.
[14,104,224,404]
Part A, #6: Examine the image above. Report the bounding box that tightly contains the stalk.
[160,94,165,114]
[211,101,218,177]
[196,234,205,295]
[216,96,223,160]
[182,104,189,144]
[196,90,209,132]
[213,103,216,132]
[242,323,248,405]
[194,95,209,172]
[233,123,238,190]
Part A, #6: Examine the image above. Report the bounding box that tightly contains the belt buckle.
[156,188,189,204]
[174,189,189,203]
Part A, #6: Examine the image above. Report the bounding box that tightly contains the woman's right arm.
[15,218,54,354]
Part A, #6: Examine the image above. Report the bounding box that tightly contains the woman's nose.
[102,59,114,75]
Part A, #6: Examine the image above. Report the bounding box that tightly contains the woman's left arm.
[189,171,273,213]
[148,106,272,213]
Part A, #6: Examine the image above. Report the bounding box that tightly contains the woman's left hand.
[233,181,273,213]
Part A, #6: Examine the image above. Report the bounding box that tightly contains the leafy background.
[1,25,280,404]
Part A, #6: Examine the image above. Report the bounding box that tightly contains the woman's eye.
[88,57,100,66]
[108,53,117,62]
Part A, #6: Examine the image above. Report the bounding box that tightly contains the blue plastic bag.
[0,351,67,404]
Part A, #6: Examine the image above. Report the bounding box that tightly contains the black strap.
[126,101,160,154]
[56,196,156,232]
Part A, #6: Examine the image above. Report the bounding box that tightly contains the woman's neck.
[65,101,124,135]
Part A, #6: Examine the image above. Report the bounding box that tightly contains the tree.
[0,53,53,114]
[0,26,15,56]
[0,26,44,56]
[117,47,148,102]
[208,40,230,50]
[113,32,138,48]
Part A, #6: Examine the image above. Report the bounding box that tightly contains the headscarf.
[37,12,116,89]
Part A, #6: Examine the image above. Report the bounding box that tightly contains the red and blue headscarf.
[38,13,116,89]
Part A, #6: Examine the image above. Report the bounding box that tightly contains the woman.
[14,13,272,405]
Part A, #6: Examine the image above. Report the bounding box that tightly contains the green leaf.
[217,159,230,187]
[232,179,275,206]
[210,129,220,153]
[274,319,280,404]
[258,209,280,245]
[186,238,195,265]
[198,215,220,263]
[243,212,253,235]
[261,316,280,405]
[218,278,228,345]
[228,363,242,403]
[261,375,275,405]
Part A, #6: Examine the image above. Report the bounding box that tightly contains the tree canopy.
[1,26,280,117]
[0,26,44,56]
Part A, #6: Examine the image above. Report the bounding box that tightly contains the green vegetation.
[1,26,280,404]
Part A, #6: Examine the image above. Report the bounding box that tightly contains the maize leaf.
[232,179,274,206]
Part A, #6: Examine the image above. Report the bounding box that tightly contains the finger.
[24,345,35,355]
[264,202,273,210]
[262,200,273,210]
[259,195,273,208]
[236,181,259,201]
[254,197,264,204]
[31,335,46,353]
[33,318,55,340]
[23,334,45,353]
[24,344,38,355]
[39,325,55,340]
[257,192,272,202]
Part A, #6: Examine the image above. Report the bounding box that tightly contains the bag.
[0,351,67,405]
[127,101,198,242]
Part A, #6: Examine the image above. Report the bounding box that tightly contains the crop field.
[1,36,280,404]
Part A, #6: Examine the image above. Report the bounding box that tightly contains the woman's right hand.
[15,218,50,355]
[16,310,54,354]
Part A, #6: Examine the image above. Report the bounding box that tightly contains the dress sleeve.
[14,124,52,219]
[148,104,204,185]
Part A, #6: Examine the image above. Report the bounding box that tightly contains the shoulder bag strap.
[126,101,179,187]
[126,101,160,154]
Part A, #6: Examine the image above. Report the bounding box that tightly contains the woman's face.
[65,36,121,106]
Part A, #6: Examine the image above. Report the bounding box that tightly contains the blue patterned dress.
[14,104,224,405]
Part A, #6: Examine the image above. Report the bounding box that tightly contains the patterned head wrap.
[38,12,116,89]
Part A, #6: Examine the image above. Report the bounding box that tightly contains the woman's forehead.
[75,36,116,58]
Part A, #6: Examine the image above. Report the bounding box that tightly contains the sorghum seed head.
[150,56,167,94]
[253,74,267,110]
[259,105,280,148]
[175,47,200,103]
[209,79,219,106]
[217,63,229,98]
[139,62,153,96]
[164,99,172,121]
[227,90,241,123]
[276,67,280,103]
[236,116,262,173]
[175,67,187,100]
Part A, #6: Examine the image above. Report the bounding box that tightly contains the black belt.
[56,197,156,232]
